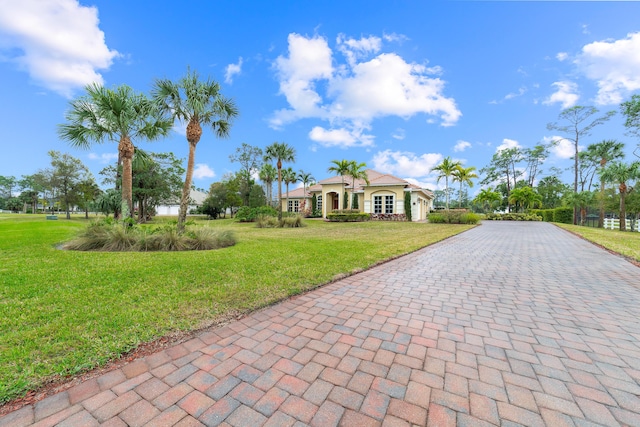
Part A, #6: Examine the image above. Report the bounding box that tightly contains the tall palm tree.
[282,167,298,212]
[259,163,277,206]
[327,159,351,210]
[452,165,478,208]
[59,83,172,217]
[432,157,462,209]
[298,170,315,212]
[586,140,625,228]
[600,161,640,231]
[153,68,238,232]
[264,142,296,220]
[347,161,369,210]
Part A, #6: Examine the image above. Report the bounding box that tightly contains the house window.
[374,196,382,214]
[317,195,322,212]
[375,195,394,214]
[288,200,299,212]
[385,196,394,214]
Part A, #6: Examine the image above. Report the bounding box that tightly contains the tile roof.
[284,170,433,198]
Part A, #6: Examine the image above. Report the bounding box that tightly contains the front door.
[333,196,339,210]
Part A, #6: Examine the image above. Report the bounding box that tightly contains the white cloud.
[496,138,521,152]
[575,32,640,105]
[193,164,215,180]
[556,52,569,62]
[454,140,471,152]
[88,152,118,164]
[0,0,118,97]
[404,177,438,190]
[224,57,243,84]
[308,125,374,148]
[543,135,576,159]
[383,32,409,43]
[391,128,405,140]
[337,34,381,66]
[271,33,461,143]
[372,149,443,179]
[543,81,579,109]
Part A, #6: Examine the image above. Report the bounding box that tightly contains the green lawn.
[555,223,640,262]
[0,214,473,404]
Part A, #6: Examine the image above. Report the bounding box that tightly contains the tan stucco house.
[281,169,433,221]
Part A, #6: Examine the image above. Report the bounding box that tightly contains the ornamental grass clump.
[63,219,236,251]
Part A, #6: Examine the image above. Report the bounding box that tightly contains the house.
[281,169,434,221]
[155,189,208,216]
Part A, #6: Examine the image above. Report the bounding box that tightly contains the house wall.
[363,187,406,215]
[321,183,347,217]
[410,192,432,221]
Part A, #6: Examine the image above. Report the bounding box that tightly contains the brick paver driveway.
[2,221,640,426]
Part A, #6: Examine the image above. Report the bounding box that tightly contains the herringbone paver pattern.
[2,221,640,426]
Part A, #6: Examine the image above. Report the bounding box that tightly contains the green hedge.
[428,210,479,224]
[327,212,371,222]
[552,207,573,224]
[485,213,542,221]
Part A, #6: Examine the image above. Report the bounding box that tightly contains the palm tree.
[59,83,172,217]
[432,157,462,209]
[586,140,625,228]
[564,191,595,226]
[282,168,298,212]
[347,161,369,210]
[452,165,478,208]
[153,68,238,232]
[264,142,296,220]
[473,188,502,212]
[298,170,315,212]
[508,186,542,212]
[259,163,277,206]
[600,161,640,231]
[327,159,351,209]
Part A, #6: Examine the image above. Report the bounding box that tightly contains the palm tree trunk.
[598,179,605,228]
[620,186,627,232]
[119,136,135,219]
[277,161,283,221]
[178,142,196,233]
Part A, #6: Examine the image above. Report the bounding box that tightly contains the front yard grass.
[0,214,473,404]
[555,223,640,262]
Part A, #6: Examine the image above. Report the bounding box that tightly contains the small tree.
[311,193,317,212]
[352,192,359,209]
[404,192,412,221]
[600,161,640,231]
[343,191,349,209]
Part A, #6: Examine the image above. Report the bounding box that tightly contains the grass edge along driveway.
[0,215,473,404]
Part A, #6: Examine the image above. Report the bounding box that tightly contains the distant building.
[155,189,208,216]
[282,169,433,221]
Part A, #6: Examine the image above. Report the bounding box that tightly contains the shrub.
[543,210,554,222]
[236,205,278,222]
[256,215,279,228]
[552,207,573,224]
[428,213,445,223]
[370,213,406,221]
[327,212,370,222]
[63,220,236,251]
[485,213,542,221]
[459,213,480,224]
[280,216,304,228]
[187,228,236,250]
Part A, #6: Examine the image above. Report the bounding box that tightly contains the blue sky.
[1,1,640,194]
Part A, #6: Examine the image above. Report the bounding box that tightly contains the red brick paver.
[2,222,640,426]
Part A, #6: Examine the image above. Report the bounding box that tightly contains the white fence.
[603,218,640,232]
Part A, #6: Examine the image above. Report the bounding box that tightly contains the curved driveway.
[2,222,640,426]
